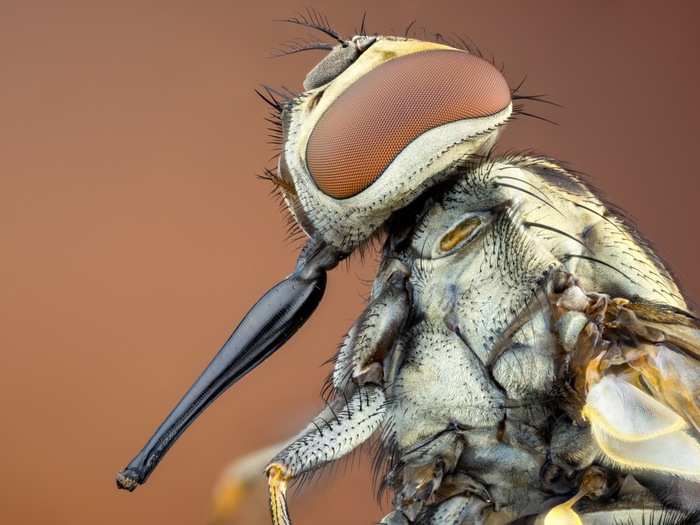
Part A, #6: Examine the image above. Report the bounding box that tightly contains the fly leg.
[550,271,700,516]
[267,261,411,524]
[384,431,492,523]
[211,441,288,524]
[331,261,411,391]
[265,385,386,525]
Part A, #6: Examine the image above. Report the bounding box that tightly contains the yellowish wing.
[552,283,700,479]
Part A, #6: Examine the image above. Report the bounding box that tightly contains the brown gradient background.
[2,2,699,524]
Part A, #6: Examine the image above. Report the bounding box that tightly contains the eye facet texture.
[306,49,511,199]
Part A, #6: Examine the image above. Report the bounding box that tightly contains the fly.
[116,10,700,525]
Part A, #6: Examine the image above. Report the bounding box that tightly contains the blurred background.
[2,1,699,524]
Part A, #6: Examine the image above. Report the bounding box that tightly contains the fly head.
[273,34,513,252]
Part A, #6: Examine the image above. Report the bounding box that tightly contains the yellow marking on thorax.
[440,216,481,252]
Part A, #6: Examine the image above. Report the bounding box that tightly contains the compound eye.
[306,50,511,199]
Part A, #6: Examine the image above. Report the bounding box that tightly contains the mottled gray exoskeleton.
[117,12,700,525]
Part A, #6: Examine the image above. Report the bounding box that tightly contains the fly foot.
[266,464,291,525]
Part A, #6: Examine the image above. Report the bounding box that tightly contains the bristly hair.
[288,389,383,495]
[402,22,486,62]
[270,37,334,58]
[255,85,305,242]
[357,11,368,36]
[258,15,565,254]
[259,167,295,197]
[509,74,562,126]
[511,103,559,126]
[254,83,310,244]
[259,168,306,245]
[500,150,689,308]
[254,85,285,151]
[277,7,345,45]
[372,418,401,503]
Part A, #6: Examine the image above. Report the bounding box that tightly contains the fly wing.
[553,281,700,480]
[613,300,700,434]
[585,375,700,478]
[633,340,700,434]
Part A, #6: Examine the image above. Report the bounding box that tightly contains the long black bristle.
[512,104,559,126]
[563,253,635,283]
[277,7,344,44]
[358,11,368,36]
[404,20,416,38]
[523,221,588,249]
[271,38,334,57]
[495,181,565,217]
[254,87,283,113]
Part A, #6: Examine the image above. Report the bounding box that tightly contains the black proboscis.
[116,239,342,490]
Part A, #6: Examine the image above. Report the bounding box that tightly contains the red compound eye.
[306,50,511,199]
